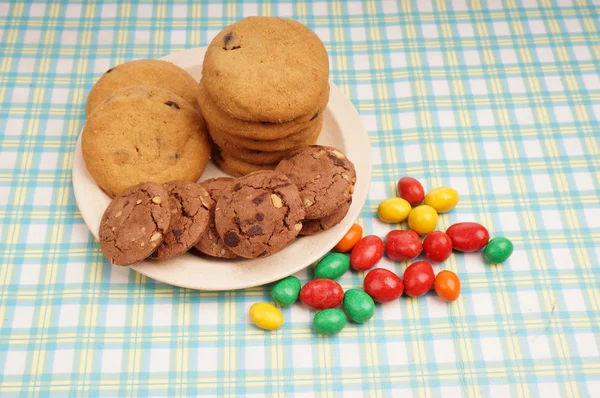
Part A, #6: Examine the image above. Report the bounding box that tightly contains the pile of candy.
[249,176,514,334]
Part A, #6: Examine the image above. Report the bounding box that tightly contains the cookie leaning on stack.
[197,17,330,176]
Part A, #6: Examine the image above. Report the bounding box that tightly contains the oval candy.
[343,289,375,323]
[364,268,404,303]
[446,222,490,252]
[407,205,438,236]
[313,308,347,335]
[271,276,301,307]
[315,253,350,280]
[335,224,363,252]
[300,279,344,310]
[350,235,385,271]
[385,230,422,262]
[483,237,514,263]
[398,177,425,205]
[249,302,284,331]
[423,231,453,263]
[377,197,412,223]
[424,187,459,213]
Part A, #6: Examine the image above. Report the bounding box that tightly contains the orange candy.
[335,224,363,252]
[434,270,461,302]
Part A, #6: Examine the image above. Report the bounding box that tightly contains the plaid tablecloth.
[1,1,599,396]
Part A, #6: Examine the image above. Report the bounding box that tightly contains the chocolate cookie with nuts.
[151,181,212,261]
[275,145,356,220]
[214,171,305,258]
[99,182,172,266]
[194,177,237,258]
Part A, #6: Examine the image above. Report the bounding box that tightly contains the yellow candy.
[249,302,283,331]
[377,197,412,223]
[408,205,438,236]
[424,187,459,213]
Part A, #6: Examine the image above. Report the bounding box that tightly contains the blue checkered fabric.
[1,1,599,396]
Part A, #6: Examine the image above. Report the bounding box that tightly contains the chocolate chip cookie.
[300,198,352,236]
[194,177,237,258]
[275,145,356,219]
[151,181,212,260]
[86,59,199,116]
[82,86,211,197]
[197,81,329,140]
[211,145,276,177]
[214,171,305,258]
[208,117,321,165]
[99,182,171,266]
[202,17,329,122]
[210,118,321,152]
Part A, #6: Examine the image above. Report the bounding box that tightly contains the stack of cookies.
[196,17,330,177]
[83,59,211,197]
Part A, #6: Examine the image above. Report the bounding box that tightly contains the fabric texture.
[1,1,599,396]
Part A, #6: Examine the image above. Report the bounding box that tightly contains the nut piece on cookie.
[99,182,172,266]
[151,181,212,261]
[194,177,238,259]
[275,145,356,220]
[214,171,305,258]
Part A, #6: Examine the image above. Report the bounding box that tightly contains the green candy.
[314,253,350,280]
[343,289,375,323]
[483,237,514,264]
[271,276,301,306]
[313,309,347,335]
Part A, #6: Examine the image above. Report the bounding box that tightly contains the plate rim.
[72,46,371,291]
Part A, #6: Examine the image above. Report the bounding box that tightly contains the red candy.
[363,268,404,303]
[398,177,425,205]
[385,230,422,262]
[299,279,344,309]
[403,261,435,297]
[350,235,384,271]
[446,222,490,252]
[423,231,453,262]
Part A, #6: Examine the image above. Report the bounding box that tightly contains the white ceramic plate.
[72,47,371,291]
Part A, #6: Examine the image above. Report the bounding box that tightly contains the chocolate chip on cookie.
[275,145,356,220]
[99,182,171,266]
[214,171,305,258]
[151,181,212,261]
[194,177,237,258]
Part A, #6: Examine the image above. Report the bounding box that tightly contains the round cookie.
[213,118,322,152]
[99,182,171,266]
[300,198,352,236]
[214,171,305,258]
[86,59,199,116]
[82,86,211,197]
[208,118,321,165]
[194,177,237,258]
[197,81,329,139]
[275,145,356,220]
[150,181,212,260]
[211,145,276,177]
[202,17,329,122]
